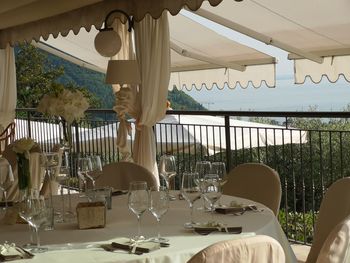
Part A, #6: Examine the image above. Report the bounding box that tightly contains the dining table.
[0,192,297,263]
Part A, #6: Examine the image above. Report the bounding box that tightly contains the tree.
[15,44,100,108]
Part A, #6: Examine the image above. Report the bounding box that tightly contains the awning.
[0,0,223,48]
[195,0,350,84]
[35,12,276,90]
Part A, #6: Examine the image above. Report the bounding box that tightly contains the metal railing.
[15,108,350,244]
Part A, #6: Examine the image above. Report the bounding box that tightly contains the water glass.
[77,157,92,192]
[201,174,222,221]
[149,186,169,242]
[128,181,149,240]
[158,154,176,200]
[0,159,14,210]
[181,172,201,227]
[87,155,103,189]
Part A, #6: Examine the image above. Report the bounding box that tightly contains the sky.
[180,10,350,112]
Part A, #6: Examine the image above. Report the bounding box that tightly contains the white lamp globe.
[94,29,122,57]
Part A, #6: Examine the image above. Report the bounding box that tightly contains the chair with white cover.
[0,122,15,155]
[95,161,158,190]
[293,177,350,263]
[222,163,281,216]
[316,214,350,263]
[187,235,285,263]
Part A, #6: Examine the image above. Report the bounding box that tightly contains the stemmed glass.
[201,174,222,222]
[86,155,102,190]
[149,186,169,242]
[181,172,201,228]
[19,190,48,253]
[195,161,211,209]
[0,159,14,210]
[128,181,149,241]
[77,157,92,192]
[210,162,226,206]
[158,154,176,200]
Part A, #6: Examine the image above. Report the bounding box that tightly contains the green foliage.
[168,88,207,111]
[278,210,316,244]
[15,44,100,109]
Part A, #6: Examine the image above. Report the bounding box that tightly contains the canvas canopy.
[35,12,276,90]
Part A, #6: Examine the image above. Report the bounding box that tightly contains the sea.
[184,77,350,112]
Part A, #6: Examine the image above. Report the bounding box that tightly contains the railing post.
[224,115,231,172]
[74,122,80,156]
[27,110,32,138]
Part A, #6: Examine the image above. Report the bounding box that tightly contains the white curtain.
[0,45,16,132]
[133,13,170,184]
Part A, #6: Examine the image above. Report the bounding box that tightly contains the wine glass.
[210,162,226,206]
[77,157,92,192]
[19,190,48,253]
[158,154,176,200]
[201,174,222,222]
[149,186,169,242]
[181,172,201,228]
[128,181,149,241]
[0,159,14,210]
[195,161,211,209]
[86,155,102,190]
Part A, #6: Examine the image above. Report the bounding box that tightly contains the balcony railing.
[15,108,350,245]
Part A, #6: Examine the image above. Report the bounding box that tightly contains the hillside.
[44,50,206,111]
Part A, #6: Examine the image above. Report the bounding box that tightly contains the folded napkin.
[101,238,160,255]
[0,243,34,262]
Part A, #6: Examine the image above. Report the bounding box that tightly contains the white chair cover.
[223,163,281,216]
[316,215,350,263]
[187,235,285,263]
[306,177,350,263]
[95,161,158,190]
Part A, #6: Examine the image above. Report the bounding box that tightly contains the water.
[184,77,350,112]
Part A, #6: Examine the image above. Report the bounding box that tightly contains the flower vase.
[17,153,30,192]
[59,119,75,219]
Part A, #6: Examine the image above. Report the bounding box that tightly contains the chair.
[95,161,158,190]
[0,122,15,155]
[316,214,350,263]
[293,177,350,263]
[222,163,281,216]
[187,235,285,263]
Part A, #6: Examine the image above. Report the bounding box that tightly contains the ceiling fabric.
[0,0,222,48]
[35,12,276,90]
[197,0,350,84]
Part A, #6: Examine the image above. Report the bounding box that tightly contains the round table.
[0,193,297,263]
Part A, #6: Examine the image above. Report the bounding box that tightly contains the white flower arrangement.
[12,137,37,159]
[37,89,90,124]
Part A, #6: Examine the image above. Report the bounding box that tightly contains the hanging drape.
[0,45,16,132]
[133,13,170,184]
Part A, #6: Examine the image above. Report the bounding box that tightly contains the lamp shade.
[94,29,122,57]
[105,60,141,85]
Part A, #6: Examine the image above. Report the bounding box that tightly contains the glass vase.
[17,153,30,191]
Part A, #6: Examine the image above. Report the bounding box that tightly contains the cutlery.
[194,226,242,235]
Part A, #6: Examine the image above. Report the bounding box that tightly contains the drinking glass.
[195,161,211,209]
[86,155,102,189]
[77,157,92,192]
[128,181,149,240]
[201,174,222,221]
[19,190,48,253]
[210,162,226,206]
[149,186,169,242]
[0,159,14,210]
[181,172,201,228]
[158,154,176,200]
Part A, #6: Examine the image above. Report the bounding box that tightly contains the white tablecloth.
[0,193,297,263]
